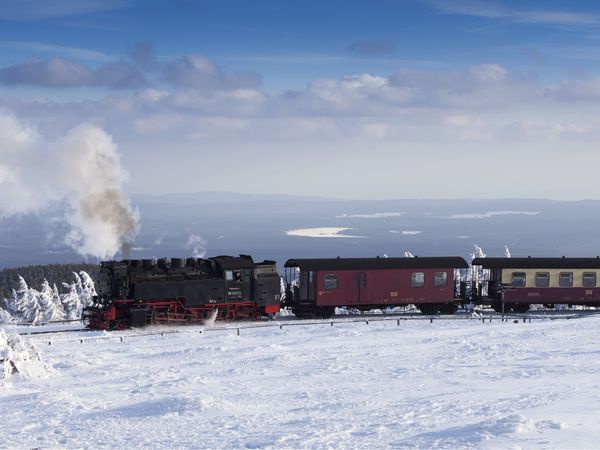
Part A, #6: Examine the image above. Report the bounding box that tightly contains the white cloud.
[0,0,133,21]
[163,55,261,90]
[428,0,600,27]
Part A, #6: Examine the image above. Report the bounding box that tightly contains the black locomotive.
[83,255,281,330]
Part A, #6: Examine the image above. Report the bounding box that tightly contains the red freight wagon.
[284,257,469,318]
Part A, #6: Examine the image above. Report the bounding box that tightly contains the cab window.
[511,272,526,287]
[324,274,338,290]
[225,271,233,281]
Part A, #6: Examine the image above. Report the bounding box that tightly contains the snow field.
[2,317,600,448]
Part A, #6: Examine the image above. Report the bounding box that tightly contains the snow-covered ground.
[444,211,540,220]
[2,316,600,448]
[286,227,365,238]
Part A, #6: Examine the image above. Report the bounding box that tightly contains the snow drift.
[0,329,51,383]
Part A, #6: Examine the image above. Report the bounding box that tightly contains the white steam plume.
[186,234,207,258]
[0,111,139,259]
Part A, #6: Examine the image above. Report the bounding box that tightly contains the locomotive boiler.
[83,255,281,330]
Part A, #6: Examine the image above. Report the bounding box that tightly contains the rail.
[12,308,600,345]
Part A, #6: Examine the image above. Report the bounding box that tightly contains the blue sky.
[2,0,600,202]
[3,0,600,90]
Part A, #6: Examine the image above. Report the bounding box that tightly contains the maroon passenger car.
[284,257,469,318]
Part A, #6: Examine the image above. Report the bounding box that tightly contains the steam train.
[83,254,600,329]
[82,255,281,330]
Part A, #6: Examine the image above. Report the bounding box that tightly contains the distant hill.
[1,193,600,269]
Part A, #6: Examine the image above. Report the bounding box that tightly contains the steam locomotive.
[82,255,281,330]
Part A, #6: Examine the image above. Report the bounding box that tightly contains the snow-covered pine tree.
[25,285,44,325]
[38,280,65,322]
[61,281,81,320]
[79,271,97,309]
[7,277,31,322]
[51,283,65,320]
[0,307,13,324]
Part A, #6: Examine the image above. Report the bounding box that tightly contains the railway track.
[10,307,600,339]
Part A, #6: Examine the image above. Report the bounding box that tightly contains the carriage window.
[324,274,338,290]
[511,272,526,287]
[434,272,448,287]
[559,272,573,287]
[535,272,549,287]
[583,272,597,287]
[411,272,425,288]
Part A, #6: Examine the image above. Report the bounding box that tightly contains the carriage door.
[299,270,316,303]
[354,271,372,304]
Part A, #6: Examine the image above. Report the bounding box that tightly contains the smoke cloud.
[0,111,139,259]
[185,234,207,258]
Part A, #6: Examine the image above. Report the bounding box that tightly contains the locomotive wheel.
[253,312,263,321]
[226,310,236,320]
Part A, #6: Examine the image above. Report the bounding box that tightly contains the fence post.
[397,319,400,326]
[237,328,240,336]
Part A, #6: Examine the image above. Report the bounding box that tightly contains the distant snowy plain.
[2,316,600,448]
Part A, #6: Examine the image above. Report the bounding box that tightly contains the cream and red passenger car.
[472,257,600,313]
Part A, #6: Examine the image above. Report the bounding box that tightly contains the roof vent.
[337,256,340,259]
[562,256,565,258]
[528,256,531,258]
